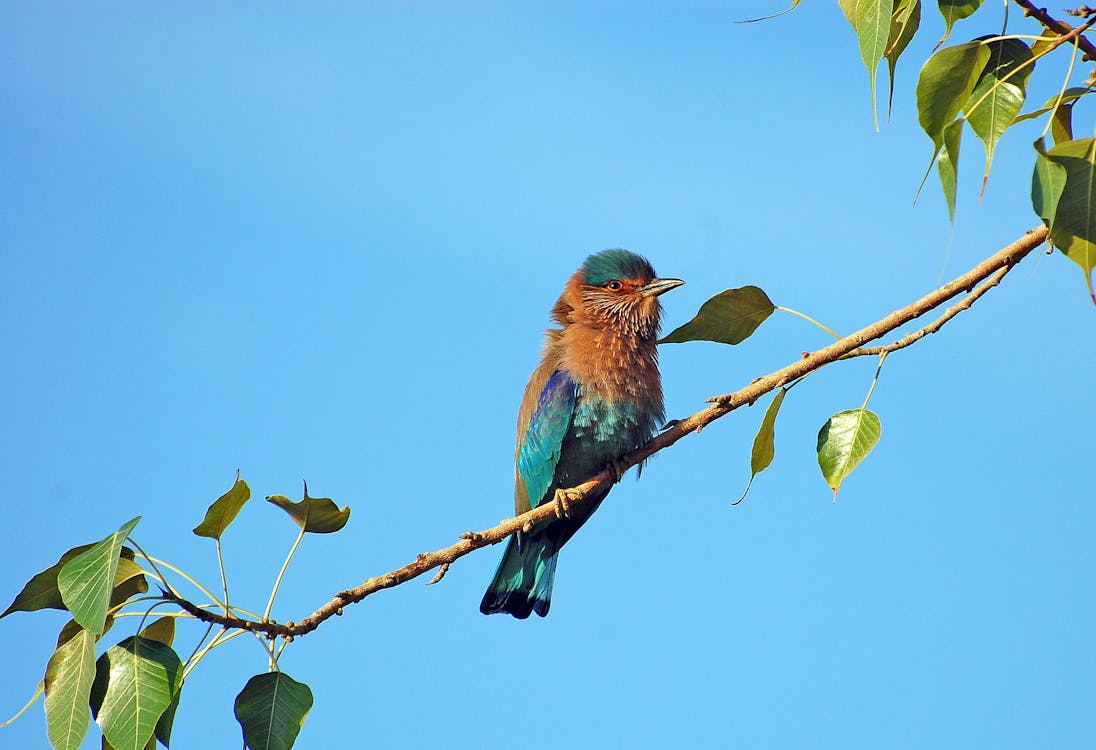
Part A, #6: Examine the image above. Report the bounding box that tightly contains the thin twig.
[1013,0,1096,60]
[163,225,1049,638]
[842,263,1012,357]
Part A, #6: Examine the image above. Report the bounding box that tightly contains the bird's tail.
[479,534,558,618]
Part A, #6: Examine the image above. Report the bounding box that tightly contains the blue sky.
[1,3,1093,749]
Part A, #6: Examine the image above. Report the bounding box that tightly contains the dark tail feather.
[479,535,558,618]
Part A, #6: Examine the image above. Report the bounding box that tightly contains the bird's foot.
[553,487,580,519]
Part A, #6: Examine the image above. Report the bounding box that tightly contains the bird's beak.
[640,277,685,298]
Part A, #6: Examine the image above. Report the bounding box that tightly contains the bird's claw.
[553,488,578,519]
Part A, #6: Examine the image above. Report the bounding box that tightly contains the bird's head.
[552,250,684,338]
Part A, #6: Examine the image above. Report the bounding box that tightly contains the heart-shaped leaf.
[234,672,313,750]
[90,636,182,750]
[817,409,882,501]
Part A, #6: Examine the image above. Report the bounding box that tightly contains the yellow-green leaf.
[44,628,96,750]
[1032,136,1067,230]
[885,0,921,117]
[138,617,175,647]
[193,475,251,540]
[855,0,895,129]
[964,38,1034,187]
[1013,87,1090,125]
[938,119,964,221]
[736,389,788,504]
[56,615,115,649]
[839,0,858,28]
[1045,137,1096,300]
[817,409,882,501]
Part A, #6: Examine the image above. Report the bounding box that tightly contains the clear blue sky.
[2,3,1093,749]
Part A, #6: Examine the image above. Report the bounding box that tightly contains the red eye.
[606,280,623,291]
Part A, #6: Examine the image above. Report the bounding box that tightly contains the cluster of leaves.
[2,477,350,750]
[663,287,883,502]
[837,0,1095,299]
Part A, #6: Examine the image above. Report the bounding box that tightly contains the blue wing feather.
[517,370,577,510]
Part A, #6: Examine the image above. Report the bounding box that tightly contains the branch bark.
[168,225,1049,638]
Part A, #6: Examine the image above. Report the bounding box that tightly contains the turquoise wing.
[516,370,577,509]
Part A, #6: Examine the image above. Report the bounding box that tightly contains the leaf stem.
[126,538,179,598]
[264,527,306,622]
[1041,38,1082,139]
[216,537,231,615]
[861,351,889,410]
[181,628,248,681]
[136,599,180,633]
[180,621,216,674]
[149,556,226,611]
[114,610,194,620]
[775,306,842,339]
[0,681,43,727]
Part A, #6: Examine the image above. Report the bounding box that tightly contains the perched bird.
[480,250,683,618]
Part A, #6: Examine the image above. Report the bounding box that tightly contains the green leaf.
[1045,138,1096,300]
[937,119,964,221]
[917,41,990,151]
[964,38,1034,187]
[854,0,895,129]
[234,672,314,750]
[1029,27,1059,58]
[3,545,137,618]
[660,286,775,345]
[1051,102,1074,146]
[1032,137,1067,230]
[736,389,789,504]
[936,0,982,45]
[1013,87,1091,125]
[90,636,183,750]
[138,617,175,647]
[153,685,182,748]
[58,518,142,634]
[44,627,96,750]
[57,615,115,649]
[750,389,787,477]
[266,486,350,534]
[110,558,149,608]
[839,0,858,27]
[885,0,921,117]
[193,475,251,540]
[817,409,882,501]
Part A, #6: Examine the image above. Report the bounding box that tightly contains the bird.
[480,249,683,618]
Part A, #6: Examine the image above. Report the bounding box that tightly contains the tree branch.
[168,225,1049,638]
[1013,0,1096,60]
